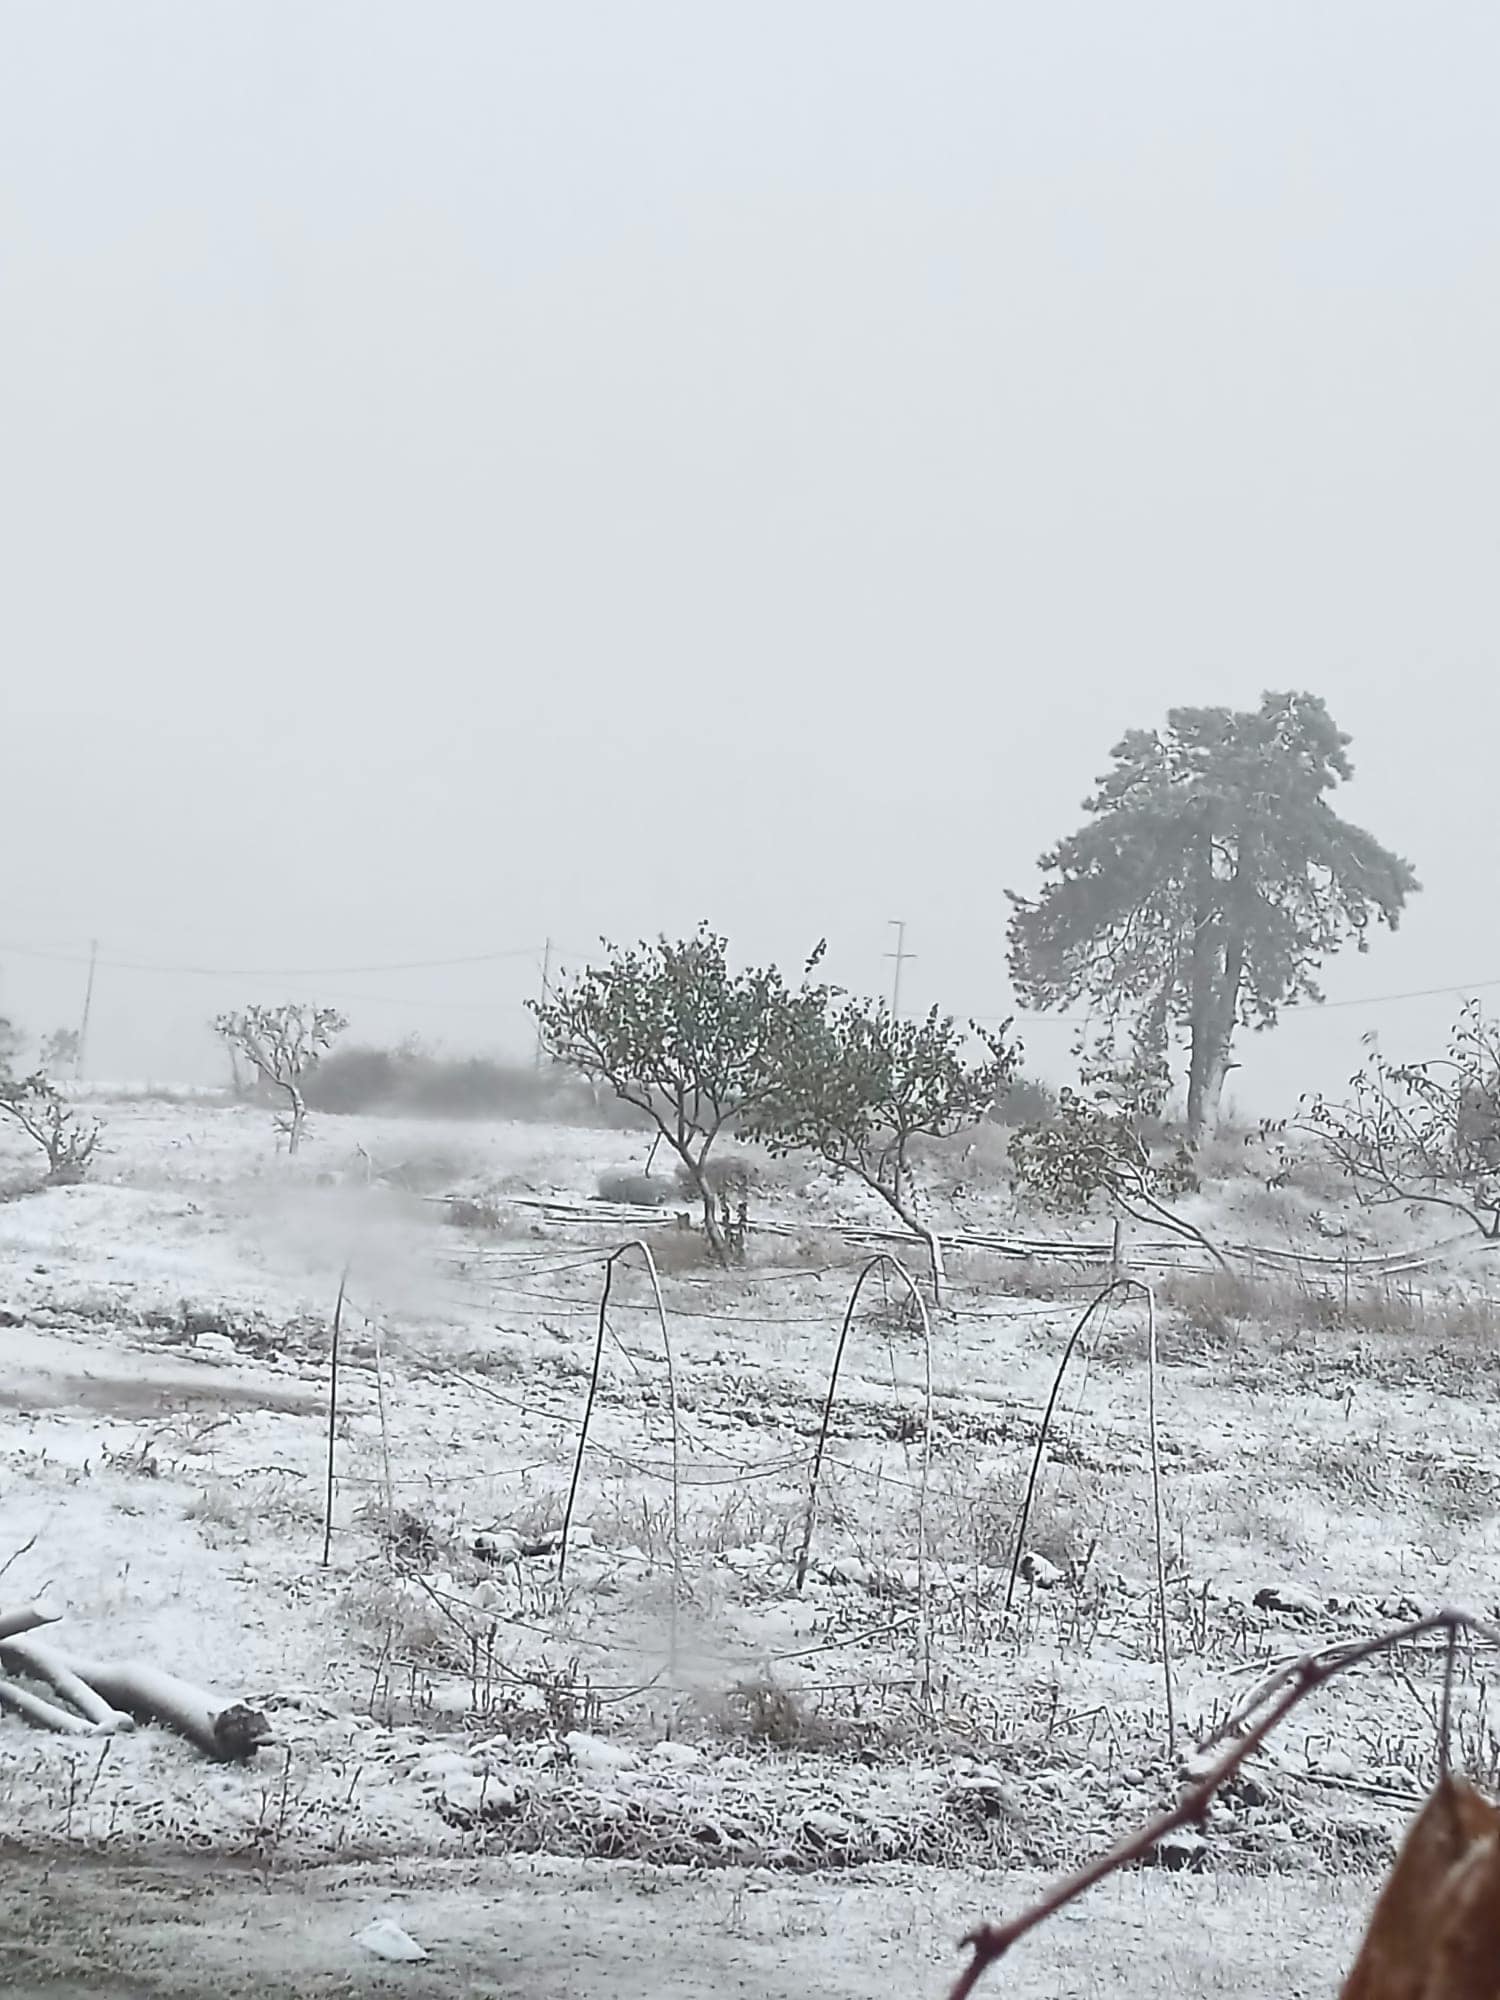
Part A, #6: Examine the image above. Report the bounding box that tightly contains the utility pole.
[75,939,98,1080]
[534,937,554,1071]
[885,920,914,1020]
[884,920,916,1215]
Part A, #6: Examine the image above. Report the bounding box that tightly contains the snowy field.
[3,1094,1499,1995]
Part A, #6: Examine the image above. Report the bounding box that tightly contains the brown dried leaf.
[1342,1777,1500,2000]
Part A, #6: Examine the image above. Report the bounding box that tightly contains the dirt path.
[0,1850,1368,1998]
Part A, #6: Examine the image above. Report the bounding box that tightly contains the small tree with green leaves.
[214,1003,347,1155]
[0,1071,102,1185]
[1009,1042,1218,1259]
[751,1001,1020,1239]
[1301,1002,1500,1240]
[530,926,832,1257]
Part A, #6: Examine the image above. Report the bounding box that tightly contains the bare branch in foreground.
[948,1608,1500,2000]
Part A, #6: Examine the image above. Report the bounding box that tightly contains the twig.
[591,1243,681,1695]
[559,1240,684,1615]
[795,1254,935,1712]
[1142,1281,1173,1753]
[558,1255,615,1584]
[949,1608,1500,1999]
[321,1265,349,1569]
[1004,1275,1173,1749]
[1004,1280,1120,1612]
[1112,1183,1229,1271]
[0,1535,38,1583]
[1440,1620,1460,1780]
[369,1310,395,1546]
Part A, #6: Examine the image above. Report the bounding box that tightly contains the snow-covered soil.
[3,1096,1499,1992]
[0,1850,1367,1998]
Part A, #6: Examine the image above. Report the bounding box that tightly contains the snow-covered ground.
[3,1094,1498,1993]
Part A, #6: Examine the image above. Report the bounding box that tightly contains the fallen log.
[60,1657,273,1761]
[0,1635,135,1733]
[0,1602,63,1642]
[0,1676,94,1734]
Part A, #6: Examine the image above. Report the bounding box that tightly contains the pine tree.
[1007,692,1418,1138]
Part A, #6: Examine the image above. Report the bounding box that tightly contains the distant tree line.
[300,1038,655,1131]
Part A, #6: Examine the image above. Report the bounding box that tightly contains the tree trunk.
[1197,927,1245,1132]
[1193,835,1253,1139]
[60,1657,272,1760]
[920,1226,947,1311]
[698,1182,727,1259]
[677,1143,728,1261]
[285,1084,306,1155]
[866,1161,945,1310]
[1185,1033,1211,1142]
[1185,824,1221,1143]
[1184,809,1256,1143]
[1188,1007,1233,1138]
[1194,1044,1231,1134]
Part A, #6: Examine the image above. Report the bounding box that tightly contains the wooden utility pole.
[75,939,98,1080]
[885,920,914,1020]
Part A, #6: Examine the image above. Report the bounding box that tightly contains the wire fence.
[430,1190,1493,1283]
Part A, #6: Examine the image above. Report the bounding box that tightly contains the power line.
[970,972,1500,1029]
[0,940,546,978]
[1284,975,1500,1013]
[7,927,1498,1024]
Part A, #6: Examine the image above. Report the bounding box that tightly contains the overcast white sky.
[2,3,1496,1110]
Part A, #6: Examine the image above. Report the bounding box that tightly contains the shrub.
[596,1171,676,1206]
[302,1044,405,1113]
[750,1001,1019,1245]
[0,1072,103,1185]
[301,1041,654,1129]
[988,1076,1059,1127]
[1009,1048,1198,1215]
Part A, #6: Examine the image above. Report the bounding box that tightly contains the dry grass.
[376,1142,493,1193]
[1152,1264,1500,1374]
[934,1456,1111,1577]
[1289,1435,1500,1530]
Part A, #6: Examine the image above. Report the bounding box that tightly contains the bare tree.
[1302,1001,1500,1239]
[0,1073,102,1185]
[213,1004,347,1155]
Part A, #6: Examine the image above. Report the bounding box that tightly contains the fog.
[3,3,1496,1114]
